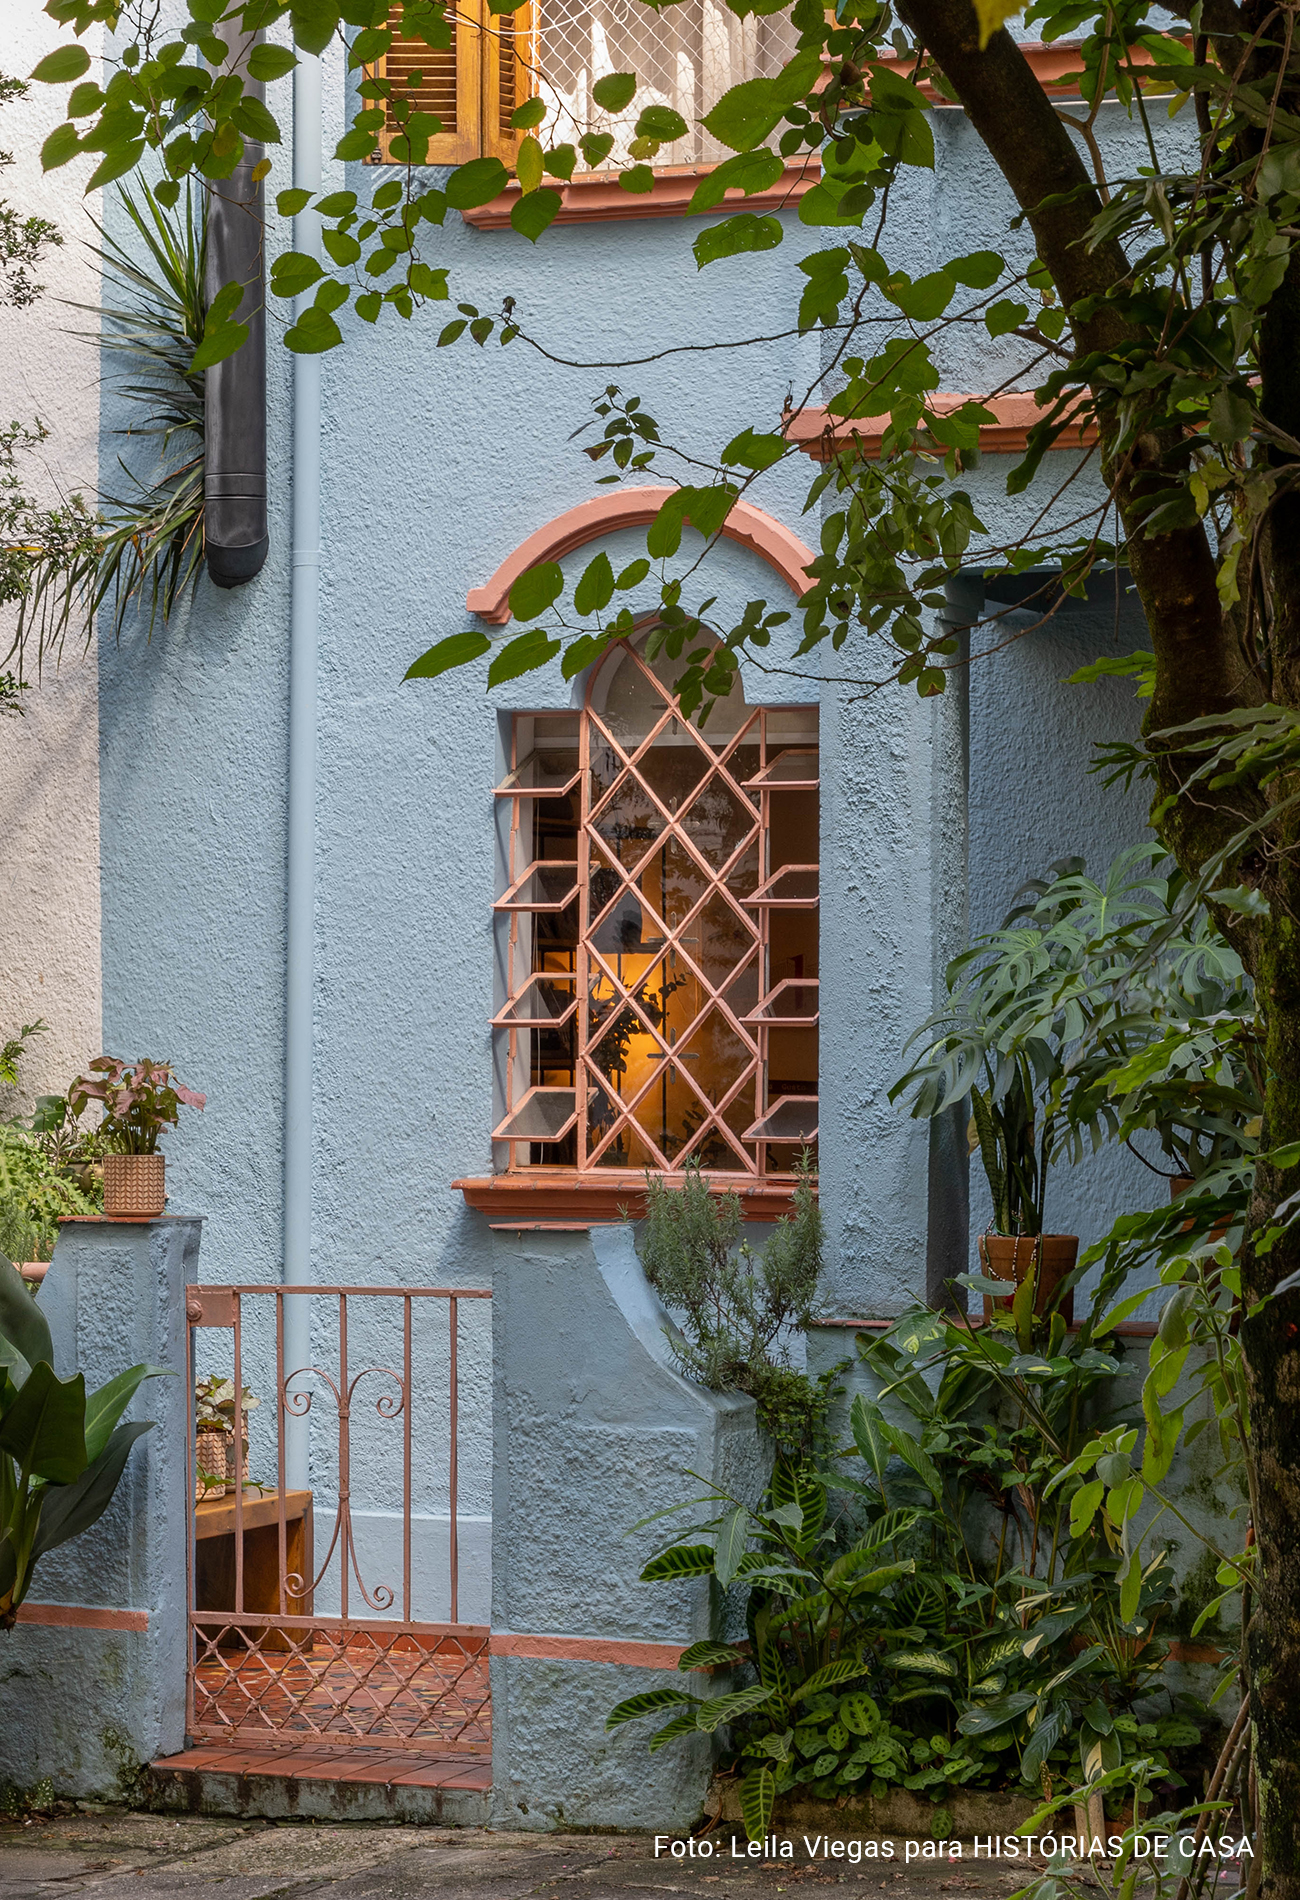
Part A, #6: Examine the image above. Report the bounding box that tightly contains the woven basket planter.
[195,1429,230,1500]
[103,1152,166,1218]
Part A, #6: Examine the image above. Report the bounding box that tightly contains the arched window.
[492,634,818,1178]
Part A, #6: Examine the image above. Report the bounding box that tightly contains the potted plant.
[67,1058,205,1219]
[194,1375,258,1500]
[891,849,1253,1323]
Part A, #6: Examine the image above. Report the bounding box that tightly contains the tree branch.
[897,0,1253,760]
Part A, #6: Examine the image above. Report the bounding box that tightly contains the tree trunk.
[890,2,1300,1886]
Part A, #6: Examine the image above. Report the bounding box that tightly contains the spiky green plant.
[7,181,206,661]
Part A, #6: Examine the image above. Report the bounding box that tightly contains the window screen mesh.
[535,0,798,165]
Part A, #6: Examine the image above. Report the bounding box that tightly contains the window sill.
[452,1172,807,1226]
[460,158,820,230]
[786,393,1100,461]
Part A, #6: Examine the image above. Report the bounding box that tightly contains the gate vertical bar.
[276,1287,287,1616]
[403,1294,412,1625]
[449,1294,459,1626]
[338,1290,348,1626]
[186,1305,196,1735]
[233,1291,245,1612]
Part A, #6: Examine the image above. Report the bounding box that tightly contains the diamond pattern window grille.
[493,635,818,1177]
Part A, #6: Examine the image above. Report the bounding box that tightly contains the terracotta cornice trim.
[490,1630,687,1666]
[786,393,1099,461]
[17,1602,149,1631]
[452,1173,805,1222]
[463,157,820,230]
[466,489,815,624]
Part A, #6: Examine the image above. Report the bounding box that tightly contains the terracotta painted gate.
[184,1283,492,1781]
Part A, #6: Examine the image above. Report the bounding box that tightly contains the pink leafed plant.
[67,1057,206,1156]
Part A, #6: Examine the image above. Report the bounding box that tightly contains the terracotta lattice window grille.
[490,634,818,1180]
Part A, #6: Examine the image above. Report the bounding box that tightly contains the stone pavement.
[0,1815,1048,1900]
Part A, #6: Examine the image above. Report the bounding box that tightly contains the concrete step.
[147,1743,491,1825]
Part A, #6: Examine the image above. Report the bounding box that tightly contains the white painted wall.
[0,2,103,1109]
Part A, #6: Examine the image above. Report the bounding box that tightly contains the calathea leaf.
[677,1640,747,1672]
[640,1542,715,1581]
[605,1687,700,1729]
[788,1658,869,1703]
[739,1764,775,1843]
[648,1708,705,1751]
[694,1682,774,1733]
[714,1504,750,1587]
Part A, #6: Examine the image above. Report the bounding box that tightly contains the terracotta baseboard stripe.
[491,1631,686,1667]
[17,1602,149,1631]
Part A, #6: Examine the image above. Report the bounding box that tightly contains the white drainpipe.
[283,50,322,1491]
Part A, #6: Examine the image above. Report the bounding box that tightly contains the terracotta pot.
[18,1262,48,1285]
[979,1232,1078,1324]
[103,1152,166,1218]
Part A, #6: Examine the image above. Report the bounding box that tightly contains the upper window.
[373,0,796,168]
[535,0,797,167]
[492,634,818,1179]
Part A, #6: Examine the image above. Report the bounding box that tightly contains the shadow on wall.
[937,567,1162,1307]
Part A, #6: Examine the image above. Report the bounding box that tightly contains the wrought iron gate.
[185,1284,492,1761]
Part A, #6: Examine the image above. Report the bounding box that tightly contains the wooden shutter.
[373,2,482,165]
[482,0,536,165]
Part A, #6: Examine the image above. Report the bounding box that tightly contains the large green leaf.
[405,632,491,681]
[605,1686,699,1729]
[677,1640,747,1672]
[30,44,92,83]
[694,1681,774,1733]
[640,1542,715,1581]
[444,157,509,210]
[739,1763,775,1843]
[693,213,782,270]
[84,1364,170,1463]
[713,1504,749,1587]
[0,1254,53,1375]
[30,1421,152,1562]
[648,1708,706,1751]
[0,1363,86,1483]
[788,1658,869,1704]
[487,630,561,687]
[510,187,562,244]
[688,149,783,214]
[507,560,564,622]
[591,72,636,112]
[849,1393,888,1481]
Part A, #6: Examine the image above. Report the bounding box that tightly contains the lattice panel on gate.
[191,1616,491,1753]
[534,0,798,165]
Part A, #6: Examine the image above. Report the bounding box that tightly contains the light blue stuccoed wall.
[93,37,1167,1721]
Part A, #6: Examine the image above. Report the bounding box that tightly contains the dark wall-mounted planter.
[204,54,268,588]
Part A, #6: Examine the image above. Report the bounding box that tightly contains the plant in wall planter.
[194,1375,259,1500]
[67,1059,205,1219]
[892,850,1256,1330]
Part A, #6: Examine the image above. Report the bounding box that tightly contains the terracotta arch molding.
[465,489,816,625]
